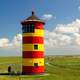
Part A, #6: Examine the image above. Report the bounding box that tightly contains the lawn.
[0,55,80,80]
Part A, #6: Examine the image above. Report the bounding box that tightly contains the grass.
[0,55,80,80]
[0,57,22,73]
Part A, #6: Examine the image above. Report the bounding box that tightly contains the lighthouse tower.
[21,11,45,74]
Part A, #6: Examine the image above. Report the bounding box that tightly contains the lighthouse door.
[34,63,38,67]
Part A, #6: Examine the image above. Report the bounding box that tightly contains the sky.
[0,0,80,56]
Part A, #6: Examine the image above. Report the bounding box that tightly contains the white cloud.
[12,34,22,47]
[42,14,55,21]
[45,30,72,49]
[0,34,22,48]
[45,19,80,49]
[0,34,22,56]
[55,19,80,33]
[0,38,9,48]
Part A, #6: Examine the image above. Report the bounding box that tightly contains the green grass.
[0,55,80,80]
[0,57,22,73]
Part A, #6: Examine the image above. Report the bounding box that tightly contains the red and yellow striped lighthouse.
[21,11,45,74]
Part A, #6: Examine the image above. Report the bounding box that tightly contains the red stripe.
[22,66,44,74]
[22,51,44,58]
[23,36,44,44]
[35,23,44,29]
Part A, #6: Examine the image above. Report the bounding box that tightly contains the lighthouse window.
[34,63,38,67]
[26,24,34,33]
[22,25,27,33]
[22,24,34,33]
[34,44,38,49]
[26,26,30,32]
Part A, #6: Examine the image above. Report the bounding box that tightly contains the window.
[29,24,34,32]
[22,27,26,33]
[34,63,38,67]
[22,24,34,33]
[34,44,38,49]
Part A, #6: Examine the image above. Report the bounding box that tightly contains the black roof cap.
[26,11,41,21]
[21,11,45,24]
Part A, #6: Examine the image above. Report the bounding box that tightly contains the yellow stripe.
[23,29,44,37]
[23,58,44,66]
[23,44,44,51]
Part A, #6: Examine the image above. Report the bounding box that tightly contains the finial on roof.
[21,11,45,24]
[32,11,35,15]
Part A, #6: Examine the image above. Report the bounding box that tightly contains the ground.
[0,55,80,80]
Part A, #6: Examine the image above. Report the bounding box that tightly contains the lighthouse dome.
[21,11,45,24]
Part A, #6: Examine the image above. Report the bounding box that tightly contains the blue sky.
[0,0,80,39]
[0,0,80,56]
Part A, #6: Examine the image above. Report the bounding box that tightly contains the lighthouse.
[21,11,45,74]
